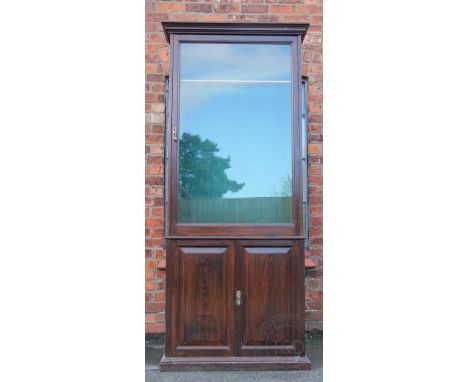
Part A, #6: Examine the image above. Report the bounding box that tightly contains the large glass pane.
[178,43,292,223]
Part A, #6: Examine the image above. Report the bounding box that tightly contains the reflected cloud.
[181,43,291,81]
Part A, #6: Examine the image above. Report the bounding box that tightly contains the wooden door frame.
[164,29,305,238]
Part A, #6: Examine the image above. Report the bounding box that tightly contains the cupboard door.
[169,240,235,357]
[236,240,302,356]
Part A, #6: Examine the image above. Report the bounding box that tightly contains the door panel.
[236,240,296,356]
[173,240,235,356]
[166,239,304,358]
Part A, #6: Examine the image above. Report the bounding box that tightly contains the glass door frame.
[165,31,304,238]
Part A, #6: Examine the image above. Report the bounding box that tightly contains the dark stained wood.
[166,32,304,238]
[159,355,311,371]
[178,246,232,348]
[174,224,298,237]
[166,235,306,240]
[172,240,234,355]
[166,240,235,357]
[162,23,310,370]
[294,239,307,356]
[236,240,298,357]
[162,22,309,42]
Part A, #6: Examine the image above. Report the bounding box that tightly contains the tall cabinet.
[160,22,311,371]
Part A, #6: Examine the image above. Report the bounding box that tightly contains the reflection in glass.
[178,43,292,223]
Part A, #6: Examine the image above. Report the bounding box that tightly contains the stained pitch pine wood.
[162,22,311,371]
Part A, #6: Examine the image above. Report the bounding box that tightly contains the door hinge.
[172,127,177,141]
[235,289,242,307]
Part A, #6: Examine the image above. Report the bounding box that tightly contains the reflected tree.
[270,174,292,197]
[179,132,244,198]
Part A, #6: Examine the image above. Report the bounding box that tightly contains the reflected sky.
[179,43,292,199]
[181,43,291,81]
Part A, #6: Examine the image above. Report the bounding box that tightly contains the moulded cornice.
[162,22,310,42]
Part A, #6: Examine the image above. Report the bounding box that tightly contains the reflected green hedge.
[179,196,292,224]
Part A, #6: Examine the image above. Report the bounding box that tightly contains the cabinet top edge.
[162,22,310,43]
[165,236,306,240]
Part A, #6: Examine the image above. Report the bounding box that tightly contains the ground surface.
[145,334,323,382]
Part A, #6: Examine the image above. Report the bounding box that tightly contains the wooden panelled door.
[166,239,305,358]
[160,22,311,371]
[168,240,236,357]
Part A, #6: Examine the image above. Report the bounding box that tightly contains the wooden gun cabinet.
[160,22,311,371]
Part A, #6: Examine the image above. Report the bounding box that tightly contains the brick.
[305,258,316,268]
[306,290,323,300]
[309,114,323,123]
[305,278,321,289]
[256,15,281,22]
[308,134,323,143]
[157,259,167,270]
[145,135,165,145]
[145,113,164,124]
[145,23,155,33]
[213,3,241,12]
[155,249,165,258]
[296,4,322,14]
[145,53,158,63]
[311,64,322,73]
[156,3,184,12]
[151,207,164,217]
[150,83,165,93]
[155,291,166,302]
[309,206,322,216]
[308,93,322,103]
[305,310,323,321]
[227,14,256,21]
[148,145,164,156]
[307,143,322,154]
[185,3,212,12]
[146,156,164,165]
[308,300,322,309]
[159,48,169,62]
[146,269,155,280]
[270,5,295,13]
[309,104,322,113]
[198,14,227,21]
[145,64,157,73]
[169,13,199,21]
[145,323,165,333]
[156,268,166,278]
[146,33,166,42]
[308,123,322,133]
[145,281,156,291]
[146,124,164,135]
[284,15,310,23]
[268,0,303,3]
[147,165,164,175]
[145,302,165,313]
[241,4,267,13]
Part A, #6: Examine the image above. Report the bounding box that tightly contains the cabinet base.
[159,355,311,371]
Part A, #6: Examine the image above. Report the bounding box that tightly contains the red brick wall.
[145,0,323,333]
